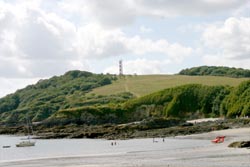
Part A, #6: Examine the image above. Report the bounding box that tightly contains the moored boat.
[2,145,11,148]
[16,140,35,147]
[16,116,36,147]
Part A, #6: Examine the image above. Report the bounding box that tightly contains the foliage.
[179,66,250,78]
[123,84,232,119]
[0,71,119,124]
[221,80,250,117]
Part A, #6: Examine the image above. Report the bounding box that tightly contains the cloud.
[202,17,250,60]
[15,9,78,60]
[203,54,250,70]
[58,0,136,27]
[0,4,84,78]
[0,0,247,80]
[0,1,193,78]
[136,0,248,17]
[58,0,248,27]
[122,36,193,62]
[202,17,250,68]
[75,23,128,58]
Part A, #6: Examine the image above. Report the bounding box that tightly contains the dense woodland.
[179,66,250,78]
[0,71,132,124]
[0,67,250,126]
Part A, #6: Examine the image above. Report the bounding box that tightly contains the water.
[0,135,249,167]
[0,135,208,162]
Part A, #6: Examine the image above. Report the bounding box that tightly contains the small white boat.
[16,116,36,148]
[16,140,35,147]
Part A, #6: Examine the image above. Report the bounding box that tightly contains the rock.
[228,141,250,148]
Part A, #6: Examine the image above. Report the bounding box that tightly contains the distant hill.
[179,66,250,78]
[0,68,249,125]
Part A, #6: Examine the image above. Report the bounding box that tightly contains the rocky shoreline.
[228,141,250,148]
[0,118,250,140]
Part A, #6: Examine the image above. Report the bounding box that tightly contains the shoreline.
[1,127,250,167]
[0,118,250,140]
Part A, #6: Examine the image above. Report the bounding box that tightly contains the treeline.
[0,70,124,124]
[179,66,250,78]
[49,81,250,126]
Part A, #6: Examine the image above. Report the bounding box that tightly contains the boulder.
[228,141,250,148]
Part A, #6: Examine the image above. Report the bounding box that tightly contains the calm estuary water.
[0,135,208,162]
[0,135,249,167]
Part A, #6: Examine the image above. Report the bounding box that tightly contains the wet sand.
[1,128,250,167]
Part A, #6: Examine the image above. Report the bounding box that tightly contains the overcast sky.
[0,0,250,97]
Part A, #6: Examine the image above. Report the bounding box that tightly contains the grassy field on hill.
[89,75,249,97]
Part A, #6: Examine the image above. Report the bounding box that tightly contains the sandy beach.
[1,127,249,167]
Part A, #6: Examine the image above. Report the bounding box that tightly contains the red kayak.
[211,136,225,143]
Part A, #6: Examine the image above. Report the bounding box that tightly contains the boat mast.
[26,116,31,140]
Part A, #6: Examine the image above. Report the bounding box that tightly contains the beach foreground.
[1,127,250,167]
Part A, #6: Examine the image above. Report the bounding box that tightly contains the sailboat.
[16,140,35,147]
[16,117,36,147]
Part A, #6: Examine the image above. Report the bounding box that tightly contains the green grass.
[89,75,249,97]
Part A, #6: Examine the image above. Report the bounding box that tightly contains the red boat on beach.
[211,136,225,143]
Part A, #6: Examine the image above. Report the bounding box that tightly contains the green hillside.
[0,68,249,126]
[52,81,250,126]
[89,75,249,97]
[0,71,131,124]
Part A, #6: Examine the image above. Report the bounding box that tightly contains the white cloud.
[202,17,250,60]
[203,54,250,70]
[58,0,136,27]
[15,9,78,60]
[75,23,128,58]
[76,23,192,61]
[75,24,193,71]
[58,0,248,27]
[136,0,248,17]
[0,1,193,78]
[0,4,83,78]
[122,36,193,62]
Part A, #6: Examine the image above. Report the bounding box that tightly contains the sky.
[0,0,250,97]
